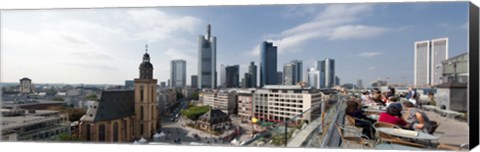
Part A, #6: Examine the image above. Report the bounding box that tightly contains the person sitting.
[378,102,410,129]
[403,101,438,134]
[371,94,386,106]
[345,100,376,139]
[385,96,398,107]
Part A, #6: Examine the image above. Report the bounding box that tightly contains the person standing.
[405,87,418,105]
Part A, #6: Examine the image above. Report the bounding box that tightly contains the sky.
[0,2,469,86]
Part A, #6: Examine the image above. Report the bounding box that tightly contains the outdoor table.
[376,127,439,141]
[363,109,385,114]
[375,143,425,150]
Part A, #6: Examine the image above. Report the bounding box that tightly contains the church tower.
[134,44,158,139]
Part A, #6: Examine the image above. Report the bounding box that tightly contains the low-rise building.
[237,89,255,121]
[1,108,70,141]
[157,89,177,115]
[253,85,322,123]
[196,109,231,132]
[200,89,236,115]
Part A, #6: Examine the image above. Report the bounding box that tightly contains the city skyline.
[1,2,469,86]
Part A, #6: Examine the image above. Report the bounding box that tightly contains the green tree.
[48,106,86,122]
[177,92,185,99]
[85,94,98,100]
[180,105,209,120]
[191,93,199,100]
[58,132,83,141]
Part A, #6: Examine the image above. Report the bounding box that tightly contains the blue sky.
[1,2,469,85]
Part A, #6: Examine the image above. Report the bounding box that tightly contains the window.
[86,125,91,140]
[113,123,119,142]
[140,106,144,120]
[140,124,144,135]
[140,89,144,102]
[151,106,154,120]
[99,124,106,141]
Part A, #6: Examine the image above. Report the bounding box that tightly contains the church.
[79,46,160,142]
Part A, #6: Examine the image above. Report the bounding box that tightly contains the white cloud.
[2,9,203,84]
[328,25,390,40]
[248,4,399,57]
[358,51,383,58]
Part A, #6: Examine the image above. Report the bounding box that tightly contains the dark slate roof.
[83,90,134,122]
[140,62,153,69]
[198,109,229,124]
[20,77,31,81]
[435,81,467,88]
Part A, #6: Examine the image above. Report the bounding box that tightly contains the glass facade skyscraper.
[170,59,187,87]
[248,61,257,88]
[259,41,278,87]
[198,24,217,89]
[225,65,240,88]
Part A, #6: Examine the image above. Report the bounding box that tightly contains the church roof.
[82,90,134,122]
[198,109,229,124]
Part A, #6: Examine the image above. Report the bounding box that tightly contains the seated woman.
[385,96,398,107]
[378,102,410,129]
[345,100,376,139]
[371,95,386,106]
[403,101,438,134]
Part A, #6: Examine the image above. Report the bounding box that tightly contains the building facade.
[199,89,236,115]
[1,109,70,141]
[414,37,449,87]
[191,75,198,89]
[170,59,187,88]
[291,60,303,84]
[79,47,160,142]
[260,41,278,87]
[248,61,257,88]
[276,72,283,85]
[198,24,217,89]
[307,67,320,89]
[19,77,33,94]
[251,85,322,123]
[283,63,296,85]
[225,65,240,88]
[237,89,255,121]
[442,52,468,83]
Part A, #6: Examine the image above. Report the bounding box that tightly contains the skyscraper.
[357,79,363,89]
[307,67,320,88]
[335,76,340,86]
[170,59,187,88]
[220,64,226,88]
[191,75,198,89]
[414,37,448,87]
[242,73,252,88]
[291,60,303,84]
[198,24,217,89]
[283,63,296,85]
[315,58,335,89]
[225,65,240,88]
[248,61,257,88]
[276,72,283,85]
[260,41,278,87]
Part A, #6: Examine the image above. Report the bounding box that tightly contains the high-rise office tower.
[198,24,217,89]
[170,59,187,88]
[291,60,303,84]
[357,79,363,89]
[335,76,340,86]
[248,61,257,88]
[315,58,335,89]
[276,72,283,85]
[191,75,198,89]
[220,64,226,88]
[243,73,252,88]
[283,63,296,85]
[307,67,320,88]
[225,65,240,88]
[414,37,448,87]
[260,41,278,87]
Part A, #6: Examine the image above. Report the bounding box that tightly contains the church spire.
[145,44,148,53]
